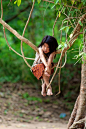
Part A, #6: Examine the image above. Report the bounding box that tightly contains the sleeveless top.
[32,47,49,67]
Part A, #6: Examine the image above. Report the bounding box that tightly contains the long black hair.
[38,35,58,55]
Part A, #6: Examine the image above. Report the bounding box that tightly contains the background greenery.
[0,0,85,103]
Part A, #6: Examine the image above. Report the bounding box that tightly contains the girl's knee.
[43,71,50,77]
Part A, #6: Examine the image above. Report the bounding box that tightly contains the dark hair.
[38,35,58,55]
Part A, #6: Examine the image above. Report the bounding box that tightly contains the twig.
[66,21,68,42]
[52,6,64,36]
[3,28,35,60]
[74,57,82,65]
[21,1,35,69]
[1,0,3,19]
[55,59,62,96]
[63,12,75,29]
[68,4,76,28]
[53,52,67,68]
[43,0,54,4]
[43,0,86,9]
[0,18,38,53]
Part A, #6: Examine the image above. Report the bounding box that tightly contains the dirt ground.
[0,82,71,129]
[0,122,67,129]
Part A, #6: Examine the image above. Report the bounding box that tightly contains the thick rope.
[21,1,35,69]
[49,32,83,92]
[55,59,62,96]
[52,52,67,69]
[47,49,64,90]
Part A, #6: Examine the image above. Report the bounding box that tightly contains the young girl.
[31,35,58,96]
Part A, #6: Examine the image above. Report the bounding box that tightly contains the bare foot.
[47,86,53,96]
[41,83,46,97]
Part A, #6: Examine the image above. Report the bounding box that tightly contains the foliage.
[22,92,42,102]
[14,0,21,6]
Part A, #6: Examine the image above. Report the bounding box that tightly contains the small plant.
[4,109,8,115]
[22,92,42,103]
[19,113,23,117]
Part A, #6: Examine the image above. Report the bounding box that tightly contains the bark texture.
[67,28,86,129]
[67,95,80,128]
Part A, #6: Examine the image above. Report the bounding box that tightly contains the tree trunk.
[67,29,86,129]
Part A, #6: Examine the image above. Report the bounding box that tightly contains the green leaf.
[71,0,75,4]
[59,11,61,17]
[60,26,70,33]
[14,0,21,6]
[81,0,86,5]
[17,0,21,6]
[63,20,68,23]
[58,44,63,49]
[74,52,84,59]
[65,26,69,33]
[78,3,83,9]
[79,20,83,26]
[14,1,17,4]
[60,26,66,31]
[51,0,59,9]
[55,0,59,4]
[4,109,8,115]
[82,61,84,64]
[79,52,84,57]
[83,53,86,60]
[37,0,41,4]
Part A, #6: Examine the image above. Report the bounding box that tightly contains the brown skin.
[39,43,55,96]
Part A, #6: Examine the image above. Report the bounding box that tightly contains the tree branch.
[69,117,85,129]
[67,95,80,129]
[0,14,86,55]
[43,0,54,3]
[43,0,86,9]
[56,13,86,54]
[0,18,38,53]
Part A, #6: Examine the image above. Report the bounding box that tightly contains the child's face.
[42,43,50,54]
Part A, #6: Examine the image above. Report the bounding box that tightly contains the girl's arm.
[39,47,48,67]
[45,52,55,75]
[47,52,55,67]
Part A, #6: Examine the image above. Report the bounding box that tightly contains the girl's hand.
[45,66,51,76]
[44,71,50,77]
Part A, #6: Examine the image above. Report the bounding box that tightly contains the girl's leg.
[41,82,46,97]
[43,73,53,96]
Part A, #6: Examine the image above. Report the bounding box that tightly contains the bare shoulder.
[50,52,55,57]
[39,47,42,53]
[38,47,43,56]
